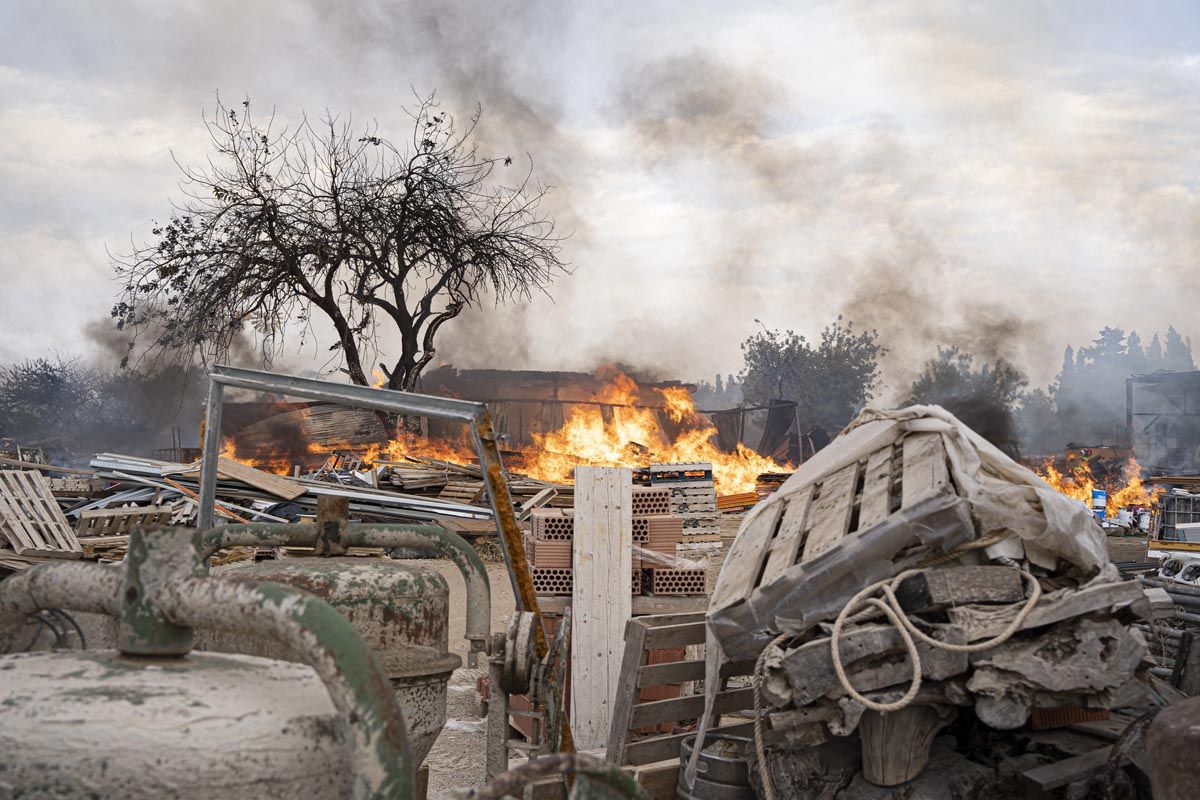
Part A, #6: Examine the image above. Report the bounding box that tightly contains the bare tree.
[112,96,567,431]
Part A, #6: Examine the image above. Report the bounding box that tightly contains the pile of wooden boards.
[698,407,1174,796]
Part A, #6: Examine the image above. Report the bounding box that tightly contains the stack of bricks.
[637,462,721,594]
[526,507,645,596]
[526,479,712,599]
[528,509,575,596]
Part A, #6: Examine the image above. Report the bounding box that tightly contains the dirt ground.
[392,556,516,794]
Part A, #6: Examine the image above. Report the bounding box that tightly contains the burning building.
[219,365,795,494]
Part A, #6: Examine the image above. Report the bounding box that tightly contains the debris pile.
[695,405,1173,798]
[0,447,571,574]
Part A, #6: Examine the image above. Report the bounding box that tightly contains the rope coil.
[752,560,1043,799]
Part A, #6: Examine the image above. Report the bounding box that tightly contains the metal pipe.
[0,562,122,649]
[210,364,483,421]
[200,522,316,557]
[199,380,224,530]
[202,521,492,666]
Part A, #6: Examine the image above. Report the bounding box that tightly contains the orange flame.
[1035,455,1159,517]
[505,370,788,493]
[221,368,792,494]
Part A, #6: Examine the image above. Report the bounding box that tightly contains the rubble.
[691,405,1171,798]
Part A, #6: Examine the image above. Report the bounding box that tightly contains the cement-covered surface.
[0,649,349,799]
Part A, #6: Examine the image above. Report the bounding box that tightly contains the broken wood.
[859,704,955,786]
[1021,746,1125,792]
[0,456,92,475]
[766,624,968,708]
[945,579,1146,640]
[894,566,1025,613]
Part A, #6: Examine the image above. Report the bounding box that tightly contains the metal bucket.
[677,734,755,800]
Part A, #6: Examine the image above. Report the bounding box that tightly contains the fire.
[506,368,788,493]
[1035,455,1160,517]
[220,367,791,494]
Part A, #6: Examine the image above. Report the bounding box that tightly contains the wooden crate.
[606,612,756,767]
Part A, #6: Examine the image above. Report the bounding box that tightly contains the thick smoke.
[10,3,1199,403]
[613,51,1047,395]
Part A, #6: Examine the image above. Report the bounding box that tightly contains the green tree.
[1164,325,1195,371]
[908,347,1027,449]
[740,316,885,433]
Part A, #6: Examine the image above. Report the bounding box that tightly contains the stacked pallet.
[638,462,719,535]
[637,463,724,594]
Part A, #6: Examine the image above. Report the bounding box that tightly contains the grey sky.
[2,1,1199,394]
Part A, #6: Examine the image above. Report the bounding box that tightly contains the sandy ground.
[392,557,516,794]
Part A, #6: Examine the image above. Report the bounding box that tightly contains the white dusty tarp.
[684,404,1113,786]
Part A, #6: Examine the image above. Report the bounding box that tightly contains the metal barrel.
[676,734,755,800]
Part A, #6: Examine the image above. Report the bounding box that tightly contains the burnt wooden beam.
[895,566,1025,613]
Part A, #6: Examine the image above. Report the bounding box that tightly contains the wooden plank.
[623,721,755,767]
[629,687,755,728]
[1021,747,1122,791]
[605,615,651,764]
[801,462,861,563]
[637,658,756,688]
[901,432,950,508]
[534,595,707,616]
[643,621,707,650]
[632,761,681,800]
[572,466,633,750]
[211,457,306,500]
[0,456,92,475]
[710,500,783,609]
[759,485,814,586]
[858,446,894,528]
[894,566,1025,613]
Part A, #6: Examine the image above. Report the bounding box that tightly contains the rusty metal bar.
[199,365,568,752]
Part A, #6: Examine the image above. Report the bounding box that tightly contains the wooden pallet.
[710,430,963,657]
[0,470,83,558]
[606,612,756,767]
[76,506,175,537]
[438,480,484,504]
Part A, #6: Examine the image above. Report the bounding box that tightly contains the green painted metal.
[119,528,206,656]
[201,521,491,664]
